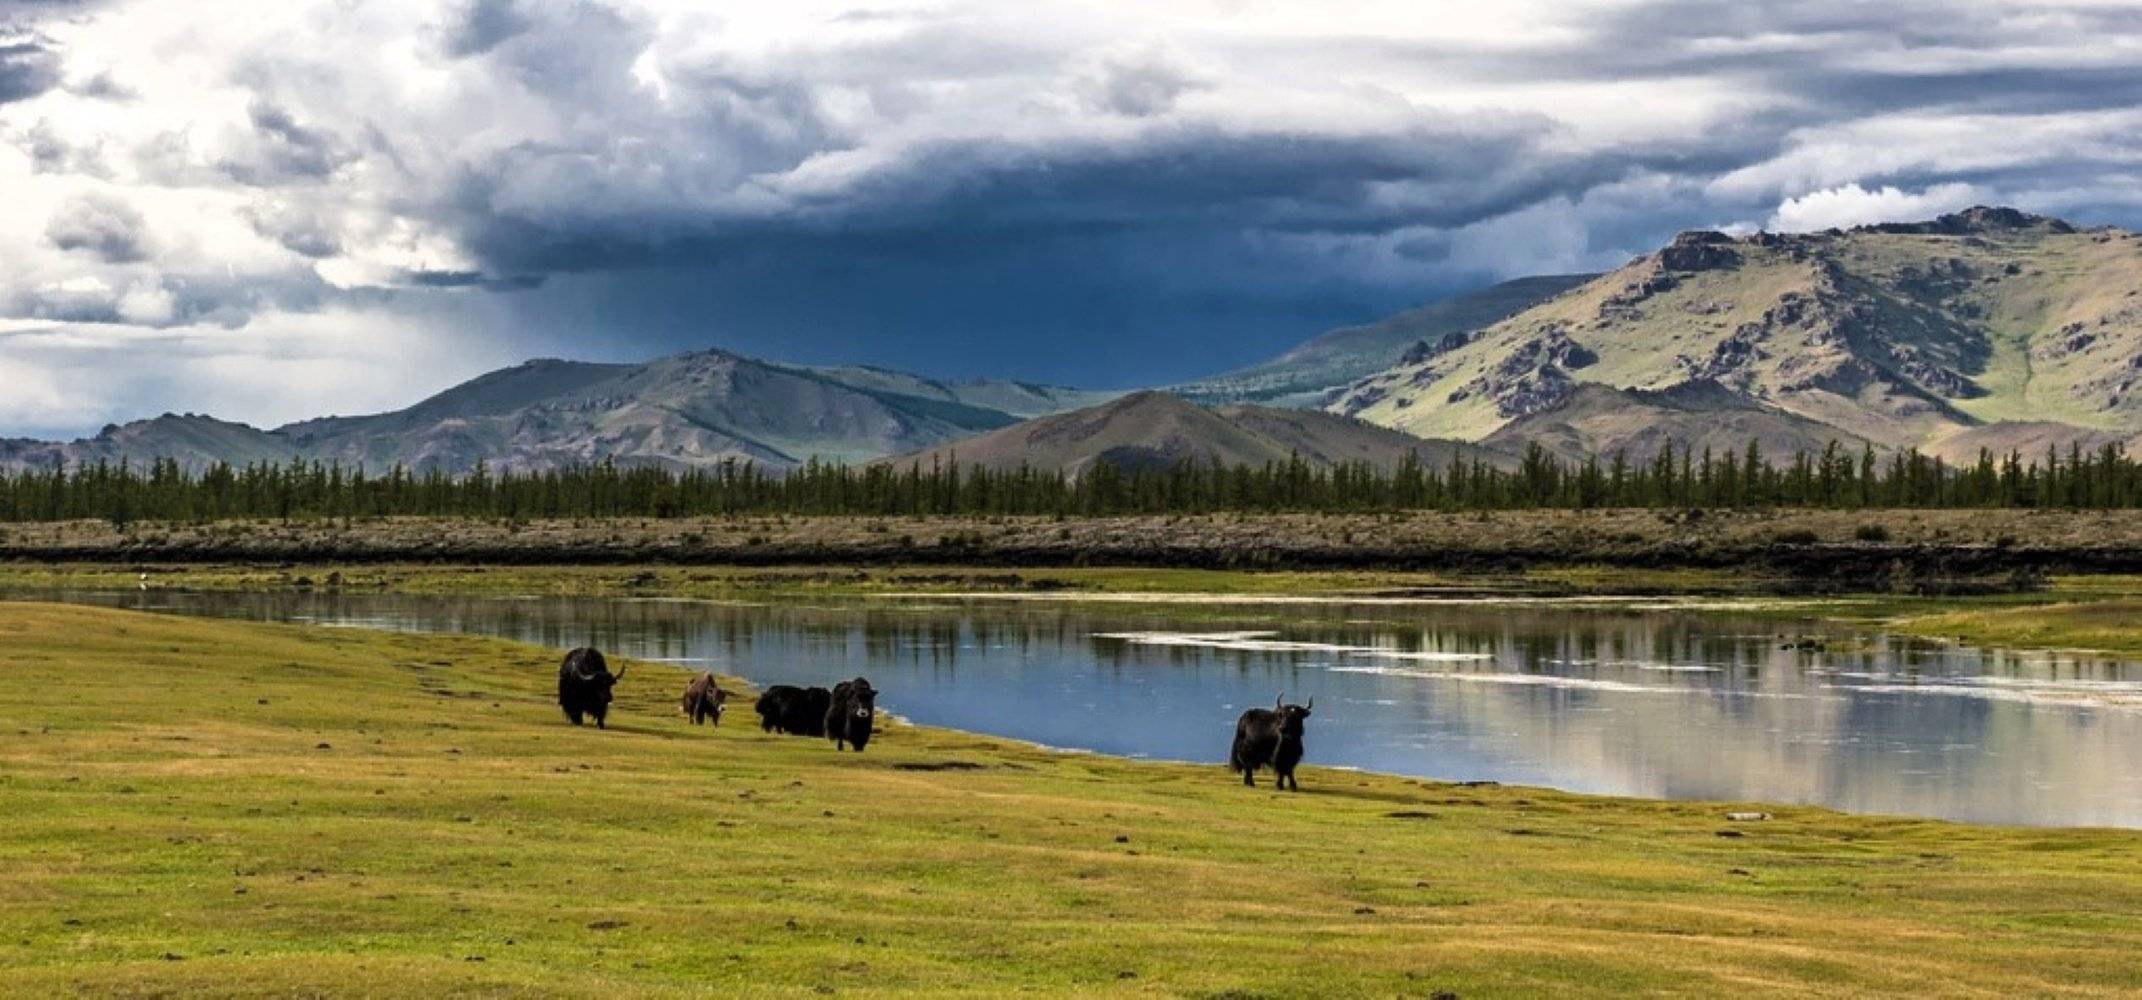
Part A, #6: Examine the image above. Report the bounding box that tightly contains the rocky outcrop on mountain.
[1856,205,2076,237]
[1397,329,1475,367]
[1335,320,1598,422]
[1656,230,1742,272]
[1456,323,1599,418]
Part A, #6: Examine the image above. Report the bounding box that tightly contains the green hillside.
[1173,274,1593,405]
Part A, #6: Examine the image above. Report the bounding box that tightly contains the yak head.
[595,664,626,704]
[846,679,876,720]
[1273,694,1312,737]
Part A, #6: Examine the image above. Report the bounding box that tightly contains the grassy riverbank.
[0,559,1745,599]
[5,509,2142,579]
[2,603,2138,997]
[6,556,2142,660]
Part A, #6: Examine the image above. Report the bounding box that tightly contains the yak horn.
[1275,693,1284,710]
[1305,696,1313,711]
[611,665,627,683]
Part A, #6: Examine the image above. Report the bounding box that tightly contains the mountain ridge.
[1171,274,1594,406]
[0,350,1113,475]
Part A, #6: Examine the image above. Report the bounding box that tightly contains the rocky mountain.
[1169,274,1593,406]
[1330,207,2142,456]
[279,351,1047,473]
[0,350,1113,475]
[887,390,1498,477]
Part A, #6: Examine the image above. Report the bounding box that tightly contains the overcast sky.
[3,0,2140,437]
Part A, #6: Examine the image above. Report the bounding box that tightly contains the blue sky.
[3,0,2142,436]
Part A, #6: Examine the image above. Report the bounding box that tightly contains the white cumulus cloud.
[1767,182,1987,232]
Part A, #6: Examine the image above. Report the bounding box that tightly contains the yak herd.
[556,646,879,753]
[557,646,1314,786]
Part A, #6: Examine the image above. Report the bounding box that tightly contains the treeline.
[1,440,2139,524]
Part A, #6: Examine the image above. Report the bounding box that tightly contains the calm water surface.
[18,588,2142,828]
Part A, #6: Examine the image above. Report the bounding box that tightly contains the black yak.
[826,677,877,752]
[557,647,626,728]
[755,684,831,736]
[754,685,798,732]
[680,672,728,726]
[1231,694,1312,790]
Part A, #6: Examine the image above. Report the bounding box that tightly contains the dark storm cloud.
[443,115,1630,278]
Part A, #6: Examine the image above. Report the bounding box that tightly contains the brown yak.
[680,671,729,726]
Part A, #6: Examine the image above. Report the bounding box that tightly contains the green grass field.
[2,603,2139,996]
[1897,598,2142,656]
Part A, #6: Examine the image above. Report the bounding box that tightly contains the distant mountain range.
[0,353,1113,475]
[5,206,2140,478]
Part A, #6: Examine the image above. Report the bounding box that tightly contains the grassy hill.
[1482,380,1876,464]
[887,390,1497,476]
[3,602,2139,996]
[1331,208,2142,453]
[0,413,301,473]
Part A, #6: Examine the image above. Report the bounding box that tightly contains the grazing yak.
[1231,694,1312,790]
[680,672,729,726]
[825,677,878,752]
[557,647,626,728]
[755,684,832,736]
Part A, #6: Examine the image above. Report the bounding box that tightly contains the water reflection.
[15,588,2141,828]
